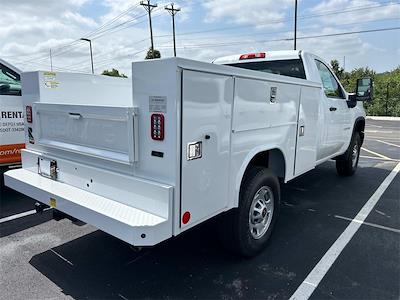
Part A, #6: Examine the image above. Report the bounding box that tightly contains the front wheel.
[218,167,280,257]
[336,133,361,176]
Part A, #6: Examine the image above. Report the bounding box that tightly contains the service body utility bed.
[5,57,323,246]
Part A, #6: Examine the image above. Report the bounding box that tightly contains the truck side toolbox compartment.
[4,168,173,246]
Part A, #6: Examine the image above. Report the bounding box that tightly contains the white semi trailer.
[4,51,372,256]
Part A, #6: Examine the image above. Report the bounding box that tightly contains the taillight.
[239,52,266,60]
[26,106,32,123]
[151,113,164,140]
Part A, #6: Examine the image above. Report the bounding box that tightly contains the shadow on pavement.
[27,162,393,299]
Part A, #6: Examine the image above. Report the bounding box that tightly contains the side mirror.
[355,78,373,101]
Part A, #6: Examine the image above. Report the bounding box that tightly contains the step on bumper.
[4,169,173,246]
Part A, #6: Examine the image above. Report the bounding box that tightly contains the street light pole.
[80,38,94,74]
[49,49,53,71]
[294,0,298,50]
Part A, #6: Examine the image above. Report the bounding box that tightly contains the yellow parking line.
[375,139,400,148]
[361,147,391,160]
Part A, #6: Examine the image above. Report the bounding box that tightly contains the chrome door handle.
[329,107,337,112]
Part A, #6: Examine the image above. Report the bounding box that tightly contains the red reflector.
[239,52,266,60]
[151,113,164,141]
[182,211,191,224]
[26,106,32,123]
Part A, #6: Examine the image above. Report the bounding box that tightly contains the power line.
[155,1,399,38]
[85,2,141,38]
[173,17,400,42]
[8,3,144,64]
[171,27,400,49]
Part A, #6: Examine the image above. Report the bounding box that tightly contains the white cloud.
[310,0,400,25]
[0,0,397,75]
[0,0,97,60]
[202,0,294,28]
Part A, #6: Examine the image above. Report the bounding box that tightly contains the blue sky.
[0,0,399,75]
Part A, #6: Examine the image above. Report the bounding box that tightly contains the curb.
[367,116,400,121]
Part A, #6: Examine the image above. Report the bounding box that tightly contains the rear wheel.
[336,133,361,176]
[218,167,280,257]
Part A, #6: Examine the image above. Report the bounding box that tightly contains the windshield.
[0,63,21,96]
[227,59,306,79]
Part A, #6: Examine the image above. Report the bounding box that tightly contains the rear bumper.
[4,169,173,246]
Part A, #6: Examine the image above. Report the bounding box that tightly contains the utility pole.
[294,0,298,50]
[343,56,346,72]
[80,38,94,74]
[386,82,390,116]
[165,3,180,57]
[49,49,53,71]
[141,0,158,58]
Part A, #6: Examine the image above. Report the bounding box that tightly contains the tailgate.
[34,103,138,164]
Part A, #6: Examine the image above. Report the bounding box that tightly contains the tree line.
[330,59,400,117]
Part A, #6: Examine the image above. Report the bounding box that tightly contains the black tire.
[218,167,280,257]
[336,132,361,176]
[52,209,66,221]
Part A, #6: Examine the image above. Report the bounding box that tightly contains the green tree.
[339,66,400,116]
[101,68,127,78]
[145,48,161,59]
[330,59,344,80]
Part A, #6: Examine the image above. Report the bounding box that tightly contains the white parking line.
[334,215,400,234]
[289,162,400,300]
[0,208,51,224]
[366,136,400,141]
[50,249,74,266]
[360,155,400,162]
[118,294,129,300]
[375,139,400,148]
[365,130,393,134]
[0,209,37,223]
[361,147,391,160]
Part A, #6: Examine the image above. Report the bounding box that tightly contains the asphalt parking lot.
[1,118,399,300]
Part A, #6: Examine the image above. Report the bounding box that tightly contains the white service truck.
[0,59,24,167]
[4,50,372,257]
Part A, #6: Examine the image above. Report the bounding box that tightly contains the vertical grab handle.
[133,108,139,162]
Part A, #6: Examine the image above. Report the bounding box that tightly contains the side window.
[0,63,21,96]
[315,60,344,99]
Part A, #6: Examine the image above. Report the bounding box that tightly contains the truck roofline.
[212,50,303,65]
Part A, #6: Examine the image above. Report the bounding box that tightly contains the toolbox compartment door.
[180,70,234,228]
[34,103,138,164]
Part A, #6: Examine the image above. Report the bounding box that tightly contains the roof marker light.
[239,52,266,60]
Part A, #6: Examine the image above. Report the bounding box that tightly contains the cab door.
[314,59,349,159]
